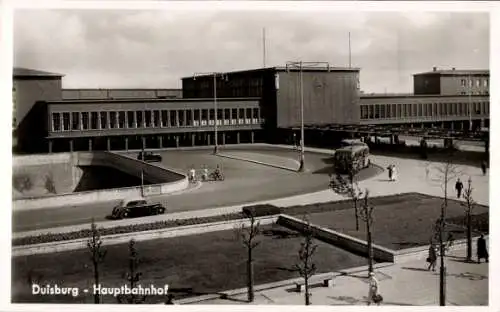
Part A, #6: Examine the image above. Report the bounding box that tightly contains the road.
[12,147,358,233]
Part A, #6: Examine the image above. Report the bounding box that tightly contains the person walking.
[427,242,437,271]
[481,161,487,175]
[392,165,398,182]
[387,165,393,181]
[455,178,463,199]
[367,272,382,305]
[477,234,489,263]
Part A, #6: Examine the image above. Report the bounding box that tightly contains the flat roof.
[46,97,260,104]
[181,66,360,80]
[414,69,489,76]
[13,67,64,77]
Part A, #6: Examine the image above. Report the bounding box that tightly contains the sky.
[13,9,489,93]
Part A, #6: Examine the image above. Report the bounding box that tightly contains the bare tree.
[235,212,261,302]
[44,174,56,194]
[358,190,375,275]
[428,152,462,306]
[117,239,146,304]
[293,217,318,306]
[462,177,475,262]
[13,175,33,193]
[330,168,362,231]
[87,218,107,304]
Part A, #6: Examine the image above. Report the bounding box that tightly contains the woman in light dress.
[391,165,398,182]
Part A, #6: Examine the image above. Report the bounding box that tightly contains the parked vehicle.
[138,151,162,162]
[110,197,166,219]
[209,170,225,181]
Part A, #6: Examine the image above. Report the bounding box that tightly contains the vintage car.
[137,151,162,162]
[110,197,166,219]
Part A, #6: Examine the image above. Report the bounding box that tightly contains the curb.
[216,153,300,172]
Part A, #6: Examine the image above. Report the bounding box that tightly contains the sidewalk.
[186,245,488,306]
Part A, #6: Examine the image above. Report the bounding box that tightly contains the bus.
[333,144,370,173]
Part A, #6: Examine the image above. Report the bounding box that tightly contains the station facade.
[12,66,490,154]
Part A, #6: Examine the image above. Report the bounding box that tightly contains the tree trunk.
[367,220,373,274]
[354,199,359,231]
[247,248,254,302]
[305,277,310,305]
[93,259,100,304]
[466,213,472,262]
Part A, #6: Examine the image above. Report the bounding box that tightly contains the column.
[69,113,73,130]
[79,112,84,130]
[125,111,129,128]
[229,108,233,125]
[461,121,465,131]
[451,122,454,130]
[481,119,485,129]
[441,121,445,129]
[48,140,53,154]
[125,137,129,151]
[107,137,111,151]
[421,123,424,129]
[175,110,179,127]
[142,136,146,149]
[175,135,179,148]
[244,108,247,124]
[237,132,240,144]
[191,133,196,146]
[182,110,186,127]
[106,112,111,129]
[167,110,171,127]
[207,133,211,146]
[222,133,226,145]
[88,138,92,151]
[159,136,163,148]
[133,111,138,128]
[60,114,64,131]
[191,109,195,126]
[251,131,254,144]
[69,139,73,152]
[115,112,119,128]
[97,112,102,129]
[199,109,202,126]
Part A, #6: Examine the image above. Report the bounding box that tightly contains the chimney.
[433,67,437,72]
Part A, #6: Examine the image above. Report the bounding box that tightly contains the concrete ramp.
[218,151,300,172]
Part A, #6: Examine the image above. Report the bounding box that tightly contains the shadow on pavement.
[401,267,430,272]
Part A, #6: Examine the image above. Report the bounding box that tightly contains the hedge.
[13,212,246,247]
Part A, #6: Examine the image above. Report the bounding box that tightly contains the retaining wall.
[277,214,395,262]
[13,152,188,210]
[12,216,278,256]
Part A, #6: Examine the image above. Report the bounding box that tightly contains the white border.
[1,1,498,312]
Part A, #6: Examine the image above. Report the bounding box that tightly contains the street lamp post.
[193,72,227,154]
[286,61,331,172]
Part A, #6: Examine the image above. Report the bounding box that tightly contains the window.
[461,79,466,87]
[52,113,61,131]
[169,110,176,127]
[161,110,169,127]
[368,105,374,119]
[239,108,245,123]
[178,110,185,126]
[253,108,259,123]
[82,112,89,130]
[100,112,107,129]
[153,110,160,127]
[137,111,143,127]
[127,111,135,128]
[91,112,98,129]
[458,103,463,116]
[484,80,488,88]
[397,104,402,118]
[144,111,151,128]
[392,104,397,118]
[109,112,117,128]
[118,112,126,128]
[476,79,481,87]
[246,108,252,123]
[468,79,472,87]
[231,108,238,122]
[186,110,193,126]
[360,106,367,119]
[72,112,80,130]
[62,113,70,131]
[417,104,422,117]
[374,105,380,118]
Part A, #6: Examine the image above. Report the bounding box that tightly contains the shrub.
[242,204,281,217]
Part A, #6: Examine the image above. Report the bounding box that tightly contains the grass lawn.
[295,193,488,250]
[12,224,368,304]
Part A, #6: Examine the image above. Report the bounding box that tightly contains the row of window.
[51,108,262,132]
[360,101,489,120]
[460,91,489,95]
[186,86,264,99]
[460,78,488,88]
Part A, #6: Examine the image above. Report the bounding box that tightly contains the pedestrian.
[392,165,398,182]
[455,178,463,198]
[425,166,430,180]
[367,272,382,305]
[481,161,487,175]
[189,166,196,183]
[387,165,393,181]
[477,234,489,263]
[426,242,437,271]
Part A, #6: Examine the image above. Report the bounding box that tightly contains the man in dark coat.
[481,161,487,175]
[455,178,463,199]
[477,234,489,263]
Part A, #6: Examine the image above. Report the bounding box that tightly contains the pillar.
[441,121,444,129]
[229,108,233,125]
[107,137,111,151]
[182,110,186,127]
[191,109,195,126]
[251,131,254,144]
[461,121,465,131]
[69,139,73,152]
[207,133,211,146]
[48,140,53,154]
[125,112,129,128]
[198,109,202,126]
[390,135,394,145]
[175,110,179,127]
[69,113,73,130]
[88,138,92,151]
[133,111,138,128]
[167,110,171,127]
[159,136,163,148]
[175,135,179,148]
[125,137,129,151]
[481,119,485,129]
[191,133,196,146]
[79,112,84,130]
[451,122,454,130]
[142,136,146,149]
[107,112,111,129]
[222,133,226,145]
[237,132,240,144]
